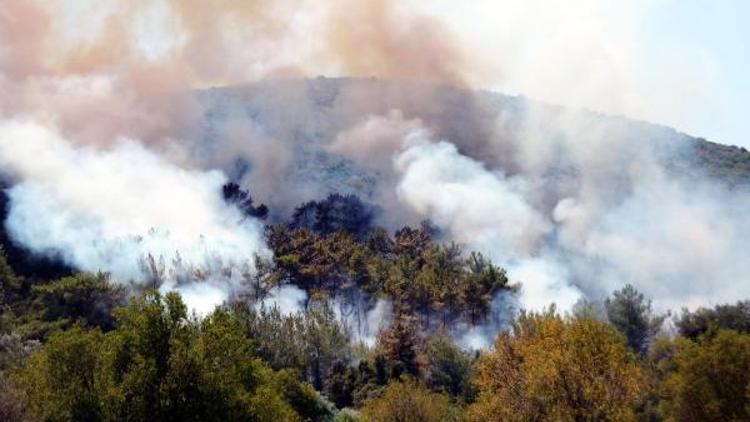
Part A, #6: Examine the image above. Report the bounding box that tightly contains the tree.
[14,290,322,421]
[676,300,750,339]
[13,326,104,421]
[605,284,666,354]
[469,312,645,421]
[361,378,461,422]
[291,194,374,239]
[237,300,351,392]
[0,246,20,306]
[0,376,32,422]
[462,252,507,324]
[375,313,424,379]
[302,301,352,390]
[658,330,750,421]
[222,182,268,220]
[424,332,475,402]
[32,272,124,331]
[571,298,607,321]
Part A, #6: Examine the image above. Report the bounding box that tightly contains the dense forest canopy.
[2,183,750,420]
[1,79,750,420]
[0,0,748,419]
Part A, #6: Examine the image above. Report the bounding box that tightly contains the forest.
[1,186,749,422]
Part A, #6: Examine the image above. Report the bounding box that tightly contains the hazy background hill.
[191,77,750,206]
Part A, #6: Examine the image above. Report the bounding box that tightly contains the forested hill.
[193,77,750,190]
[2,79,750,421]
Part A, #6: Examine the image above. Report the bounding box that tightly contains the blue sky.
[424,0,749,147]
[639,0,749,147]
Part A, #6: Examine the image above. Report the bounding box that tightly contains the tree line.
[0,189,749,420]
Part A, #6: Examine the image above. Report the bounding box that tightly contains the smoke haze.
[0,1,748,335]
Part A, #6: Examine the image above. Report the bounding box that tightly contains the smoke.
[324,0,474,85]
[395,140,549,256]
[454,291,516,350]
[0,0,747,343]
[257,285,309,316]
[391,131,582,311]
[335,298,393,347]
[0,120,268,312]
[255,284,391,347]
[378,108,750,316]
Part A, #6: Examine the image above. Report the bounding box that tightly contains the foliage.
[0,376,33,422]
[570,297,607,321]
[676,300,750,339]
[0,246,20,306]
[291,193,375,239]
[266,224,509,330]
[605,284,666,354]
[375,313,424,380]
[31,273,124,331]
[0,333,39,372]
[469,312,646,421]
[12,290,327,421]
[3,183,750,421]
[13,326,104,421]
[658,330,750,421]
[360,378,461,422]
[238,300,351,391]
[424,332,475,402]
[222,182,268,220]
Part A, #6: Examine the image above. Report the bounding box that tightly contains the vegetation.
[469,310,645,421]
[1,192,749,420]
[605,284,667,354]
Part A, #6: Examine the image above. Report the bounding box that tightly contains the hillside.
[3,78,750,421]
[191,77,750,198]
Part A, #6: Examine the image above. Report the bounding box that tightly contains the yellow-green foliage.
[658,330,750,421]
[12,290,323,422]
[360,378,461,422]
[469,312,645,421]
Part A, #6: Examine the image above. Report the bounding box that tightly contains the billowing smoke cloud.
[0,120,268,312]
[257,285,309,316]
[392,131,582,311]
[371,111,750,315]
[1,0,747,344]
[395,140,549,256]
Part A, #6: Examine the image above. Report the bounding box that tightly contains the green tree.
[375,313,423,379]
[676,300,750,339]
[0,246,20,306]
[0,376,32,422]
[361,378,461,422]
[238,300,351,391]
[605,284,666,354]
[424,332,475,402]
[14,290,323,421]
[13,326,104,421]
[32,273,124,331]
[469,312,645,421]
[658,330,750,421]
[303,300,352,390]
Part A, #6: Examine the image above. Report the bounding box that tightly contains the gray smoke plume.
[0,1,746,346]
[376,108,750,315]
[0,120,269,313]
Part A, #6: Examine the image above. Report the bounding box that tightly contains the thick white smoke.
[371,110,750,316]
[393,135,582,311]
[0,120,269,312]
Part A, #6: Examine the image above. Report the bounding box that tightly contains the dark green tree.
[676,300,750,339]
[605,284,666,354]
[32,272,124,331]
[424,332,475,402]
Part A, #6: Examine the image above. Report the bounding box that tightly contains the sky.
[639,0,749,147]
[7,0,749,148]
[420,0,749,148]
